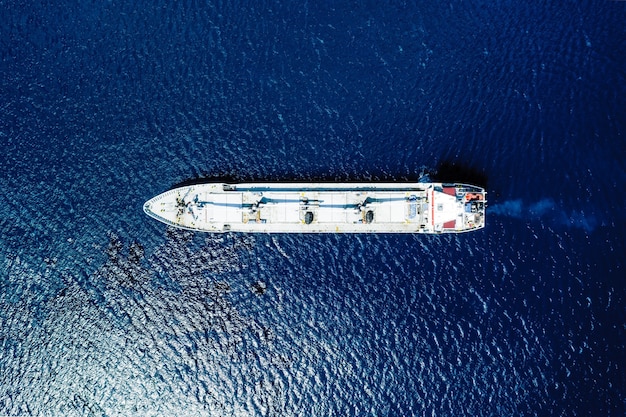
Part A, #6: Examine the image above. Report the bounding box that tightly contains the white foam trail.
[272,237,290,260]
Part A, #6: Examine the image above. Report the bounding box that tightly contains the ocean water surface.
[1,1,625,416]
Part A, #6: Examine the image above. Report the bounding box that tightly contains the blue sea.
[1,1,625,416]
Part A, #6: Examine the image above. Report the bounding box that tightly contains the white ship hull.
[143,182,486,234]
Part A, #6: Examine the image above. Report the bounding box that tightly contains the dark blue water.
[1,1,625,415]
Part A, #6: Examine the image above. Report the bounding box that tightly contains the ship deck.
[143,182,486,234]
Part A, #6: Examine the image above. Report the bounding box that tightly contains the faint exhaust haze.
[489,198,598,232]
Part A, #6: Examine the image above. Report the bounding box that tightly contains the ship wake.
[490,198,598,232]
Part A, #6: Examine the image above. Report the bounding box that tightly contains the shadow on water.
[171,160,489,189]
[430,161,489,189]
[171,172,410,188]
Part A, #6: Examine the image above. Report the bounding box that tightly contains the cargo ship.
[143,182,486,233]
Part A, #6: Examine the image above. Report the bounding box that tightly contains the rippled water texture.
[1,1,625,416]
